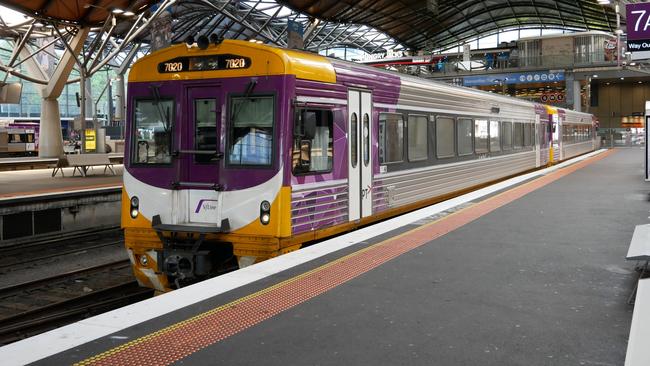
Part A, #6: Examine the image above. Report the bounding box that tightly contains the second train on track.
[122,39,599,292]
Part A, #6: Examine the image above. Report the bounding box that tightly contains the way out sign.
[627,3,650,52]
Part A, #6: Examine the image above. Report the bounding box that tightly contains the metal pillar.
[572,80,582,112]
[40,27,89,157]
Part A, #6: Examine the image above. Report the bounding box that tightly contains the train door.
[347,90,373,222]
[182,86,222,224]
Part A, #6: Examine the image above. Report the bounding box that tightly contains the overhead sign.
[462,71,565,87]
[627,3,650,52]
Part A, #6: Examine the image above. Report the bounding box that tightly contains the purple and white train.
[122,39,599,292]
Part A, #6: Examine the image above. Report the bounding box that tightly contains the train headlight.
[261,201,271,212]
[139,255,148,266]
[260,200,271,225]
[130,196,139,219]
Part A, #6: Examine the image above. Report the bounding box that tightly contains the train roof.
[128,39,336,83]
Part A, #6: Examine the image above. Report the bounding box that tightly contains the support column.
[39,27,89,158]
[564,73,582,112]
[572,79,582,112]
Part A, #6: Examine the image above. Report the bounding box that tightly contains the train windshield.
[133,99,174,164]
[228,96,274,166]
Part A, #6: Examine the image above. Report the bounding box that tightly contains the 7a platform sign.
[627,3,650,52]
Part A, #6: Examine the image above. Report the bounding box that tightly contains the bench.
[625,224,650,304]
[625,279,650,366]
[51,153,116,177]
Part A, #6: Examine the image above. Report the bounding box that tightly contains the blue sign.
[462,71,565,87]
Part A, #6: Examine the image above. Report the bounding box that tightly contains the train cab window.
[457,118,473,156]
[194,99,218,163]
[292,109,333,174]
[513,122,524,148]
[489,121,501,152]
[229,96,274,166]
[436,116,455,158]
[408,115,428,161]
[502,122,512,151]
[133,99,174,164]
[523,123,532,146]
[379,113,404,163]
[474,119,489,154]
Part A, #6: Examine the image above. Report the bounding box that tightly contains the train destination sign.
[158,54,251,73]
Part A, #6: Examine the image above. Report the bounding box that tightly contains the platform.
[3,148,644,366]
[0,165,123,200]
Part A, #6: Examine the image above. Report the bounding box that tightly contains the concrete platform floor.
[0,165,122,197]
[25,148,649,365]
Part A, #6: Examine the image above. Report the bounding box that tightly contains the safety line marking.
[74,150,614,366]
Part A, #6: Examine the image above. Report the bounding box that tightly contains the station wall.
[590,81,649,129]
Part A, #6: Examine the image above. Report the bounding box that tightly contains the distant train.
[122,39,599,292]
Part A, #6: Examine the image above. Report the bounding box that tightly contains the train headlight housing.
[260,200,271,225]
[130,196,139,218]
[139,254,148,266]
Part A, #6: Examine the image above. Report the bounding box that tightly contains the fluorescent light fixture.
[593,74,598,78]
[112,8,124,14]
[123,11,135,16]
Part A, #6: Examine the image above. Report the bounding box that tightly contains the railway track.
[0,259,153,345]
[0,227,123,270]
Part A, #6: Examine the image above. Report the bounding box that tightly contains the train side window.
[489,120,501,152]
[474,119,488,154]
[292,109,333,174]
[513,122,523,148]
[407,115,428,161]
[229,96,274,166]
[379,113,404,164]
[502,122,512,151]
[133,99,174,165]
[524,123,531,146]
[436,116,455,158]
[457,118,473,156]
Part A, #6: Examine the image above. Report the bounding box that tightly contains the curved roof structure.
[0,0,154,26]
[278,0,622,50]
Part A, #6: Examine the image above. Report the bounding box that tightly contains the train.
[122,39,599,292]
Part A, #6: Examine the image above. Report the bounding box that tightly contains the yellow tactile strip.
[74,150,613,366]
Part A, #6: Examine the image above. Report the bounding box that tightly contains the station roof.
[278,0,620,50]
[0,0,155,26]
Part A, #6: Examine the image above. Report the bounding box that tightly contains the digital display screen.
[158,54,251,73]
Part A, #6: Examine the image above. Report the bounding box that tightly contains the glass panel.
[351,113,358,168]
[490,120,500,152]
[474,119,489,153]
[292,109,333,174]
[229,96,274,166]
[502,122,512,150]
[363,113,370,166]
[436,116,455,158]
[133,99,173,164]
[524,123,531,146]
[379,113,404,163]
[513,122,523,148]
[194,99,218,163]
[457,118,473,156]
[408,115,428,161]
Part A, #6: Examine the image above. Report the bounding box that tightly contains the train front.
[122,40,330,292]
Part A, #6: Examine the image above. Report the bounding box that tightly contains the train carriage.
[122,39,598,292]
